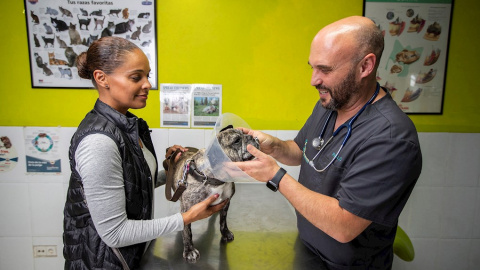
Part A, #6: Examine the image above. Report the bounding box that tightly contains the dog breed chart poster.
[24,0,157,88]
[364,0,453,114]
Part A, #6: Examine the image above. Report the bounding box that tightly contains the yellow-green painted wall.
[1,0,478,132]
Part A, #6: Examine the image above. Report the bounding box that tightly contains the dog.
[165,126,259,263]
[202,105,217,114]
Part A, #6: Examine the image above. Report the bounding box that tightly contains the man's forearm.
[278,174,372,243]
[271,139,303,166]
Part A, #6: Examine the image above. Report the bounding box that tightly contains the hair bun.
[76,52,91,79]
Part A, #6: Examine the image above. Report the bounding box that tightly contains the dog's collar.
[187,160,225,186]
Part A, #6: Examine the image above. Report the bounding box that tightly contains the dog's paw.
[183,248,200,263]
[221,230,234,242]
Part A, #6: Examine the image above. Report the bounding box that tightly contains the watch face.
[266,181,278,192]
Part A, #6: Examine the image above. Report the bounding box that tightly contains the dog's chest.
[181,172,234,206]
[209,182,234,205]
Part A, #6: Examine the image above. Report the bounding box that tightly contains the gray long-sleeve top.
[75,134,184,248]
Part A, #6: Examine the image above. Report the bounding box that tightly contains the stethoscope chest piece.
[307,83,381,169]
[312,137,324,150]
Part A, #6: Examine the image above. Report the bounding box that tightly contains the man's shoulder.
[371,94,419,142]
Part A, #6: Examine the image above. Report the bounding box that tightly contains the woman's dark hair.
[76,36,139,87]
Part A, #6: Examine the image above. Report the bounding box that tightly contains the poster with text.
[24,0,157,89]
[192,84,222,128]
[364,0,453,114]
[160,84,192,128]
[24,127,61,173]
[0,136,19,173]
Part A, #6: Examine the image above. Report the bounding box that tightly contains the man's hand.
[237,127,276,155]
[234,144,280,182]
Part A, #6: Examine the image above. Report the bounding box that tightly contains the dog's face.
[216,128,259,162]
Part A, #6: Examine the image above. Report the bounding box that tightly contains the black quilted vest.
[63,99,158,270]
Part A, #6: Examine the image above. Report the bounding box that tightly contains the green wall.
[1,0,478,132]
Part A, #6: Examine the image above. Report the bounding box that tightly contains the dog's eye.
[233,137,241,145]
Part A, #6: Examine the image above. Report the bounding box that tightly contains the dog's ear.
[219,125,233,132]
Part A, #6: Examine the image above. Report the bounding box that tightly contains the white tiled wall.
[394,132,480,270]
[0,126,479,270]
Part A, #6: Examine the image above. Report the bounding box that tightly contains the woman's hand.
[181,194,228,226]
[165,145,188,163]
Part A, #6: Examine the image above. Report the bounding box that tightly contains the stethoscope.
[305,83,380,172]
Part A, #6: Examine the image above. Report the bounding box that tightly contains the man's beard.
[319,69,360,111]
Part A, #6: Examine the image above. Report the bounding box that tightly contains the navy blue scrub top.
[294,91,422,269]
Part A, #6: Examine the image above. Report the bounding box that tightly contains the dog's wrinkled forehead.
[215,125,259,161]
[216,128,245,146]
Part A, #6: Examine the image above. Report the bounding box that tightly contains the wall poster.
[0,136,18,173]
[160,84,223,128]
[160,84,192,128]
[191,84,222,128]
[24,0,157,89]
[364,0,453,114]
[24,127,61,174]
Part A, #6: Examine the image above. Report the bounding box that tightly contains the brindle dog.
[167,127,259,263]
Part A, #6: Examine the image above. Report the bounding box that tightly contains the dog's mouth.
[243,153,256,161]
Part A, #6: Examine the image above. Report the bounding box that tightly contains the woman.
[63,36,227,269]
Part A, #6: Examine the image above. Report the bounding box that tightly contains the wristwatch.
[266,167,287,192]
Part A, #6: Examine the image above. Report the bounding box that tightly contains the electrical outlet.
[33,245,57,257]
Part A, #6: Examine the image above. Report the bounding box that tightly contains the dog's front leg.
[220,200,234,242]
[182,224,200,263]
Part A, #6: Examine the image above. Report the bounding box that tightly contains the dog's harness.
[165,125,236,202]
[188,160,225,185]
[165,148,225,202]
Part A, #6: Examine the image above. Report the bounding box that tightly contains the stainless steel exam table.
[140,183,327,270]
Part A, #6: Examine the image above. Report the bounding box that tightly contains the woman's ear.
[93,70,109,89]
[359,53,376,79]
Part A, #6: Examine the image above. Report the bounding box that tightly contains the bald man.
[236,16,422,269]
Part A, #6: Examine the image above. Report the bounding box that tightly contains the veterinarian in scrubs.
[235,16,422,270]
[63,36,228,270]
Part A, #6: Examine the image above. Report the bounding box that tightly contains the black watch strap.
[266,167,287,192]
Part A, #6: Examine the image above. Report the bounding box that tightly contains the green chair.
[393,225,414,261]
